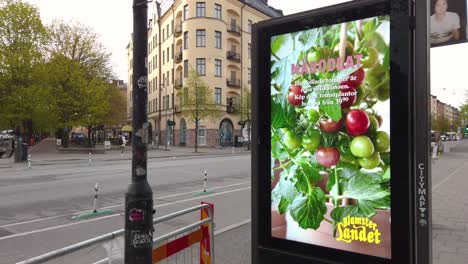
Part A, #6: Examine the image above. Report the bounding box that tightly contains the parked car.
[446,132,457,141]
[440,134,447,141]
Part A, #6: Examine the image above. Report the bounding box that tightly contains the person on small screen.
[430,0,461,44]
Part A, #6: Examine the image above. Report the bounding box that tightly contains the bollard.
[28,154,31,169]
[203,170,207,193]
[88,152,92,166]
[93,182,99,213]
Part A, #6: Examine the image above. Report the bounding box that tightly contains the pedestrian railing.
[16,203,215,264]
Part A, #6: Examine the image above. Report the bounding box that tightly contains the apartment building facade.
[128,0,282,147]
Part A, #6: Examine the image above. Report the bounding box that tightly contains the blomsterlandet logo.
[335,216,382,244]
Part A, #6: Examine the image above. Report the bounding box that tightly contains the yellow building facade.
[128,0,282,147]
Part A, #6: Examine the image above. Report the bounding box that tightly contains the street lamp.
[124,0,153,263]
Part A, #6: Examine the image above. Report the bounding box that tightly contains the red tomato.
[315,147,340,168]
[346,109,370,136]
[341,68,365,89]
[340,86,357,109]
[319,117,343,133]
[287,84,305,106]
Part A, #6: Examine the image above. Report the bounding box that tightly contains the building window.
[198,126,206,145]
[166,95,170,109]
[154,77,157,92]
[172,69,174,84]
[184,31,188,49]
[149,101,151,113]
[148,80,152,94]
[183,5,188,20]
[248,20,253,33]
[215,31,222,49]
[184,60,189,77]
[196,29,206,47]
[196,2,205,17]
[215,4,222,19]
[148,61,151,73]
[167,70,170,86]
[248,43,251,59]
[167,47,170,62]
[162,73,165,88]
[171,20,174,34]
[162,52,165,65]
[214,59,222,77]
[196,58,206,76]
[248,68,251,84]
[215,88,222,104]
[172,94,174,109]
[162,29,165,41]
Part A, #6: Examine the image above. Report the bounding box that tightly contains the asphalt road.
[0,154,251,264]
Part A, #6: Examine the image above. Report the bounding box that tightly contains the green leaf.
[272,168,301,214]
[271,130,288,161]
[297,29,321,52]
[271,34,290,55]
[289,187,327,229]
[343,172,389,202]
[382,167,390,180]
[330,202,376,225]
[271,96,296,129]
[273,51,301,95]
[296,156,321,182]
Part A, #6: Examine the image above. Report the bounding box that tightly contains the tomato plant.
[271,16,391,236]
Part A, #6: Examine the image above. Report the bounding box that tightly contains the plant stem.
[272,52,281,61]
[333,166,340,208]
[324,217,334,224]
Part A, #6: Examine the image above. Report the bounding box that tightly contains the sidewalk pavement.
[0,139,250,168]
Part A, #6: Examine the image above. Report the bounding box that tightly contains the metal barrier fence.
[16,203,214,264]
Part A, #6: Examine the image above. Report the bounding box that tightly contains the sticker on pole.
[130,230,152,249]
[129,209,144,221]
[137,76,147,89]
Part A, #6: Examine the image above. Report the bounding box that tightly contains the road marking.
[432,161,468,191]
[0,181,250,229]
[0,186,251,241]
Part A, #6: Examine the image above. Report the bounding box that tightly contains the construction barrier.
[16,203,215,264]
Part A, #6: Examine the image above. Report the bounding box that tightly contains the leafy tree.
[240,86,252,149]
[0,0,49,139]
[103,83,127,127]
[46,21,115,147]
[46,20,113,79]
[180,69,221,152]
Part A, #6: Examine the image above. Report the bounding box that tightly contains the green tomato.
[374,131,390,152]
[376,79,390,101]
[361,47,379,68]
[302,129,321,152]
[350,135,375,158]
[368,114,379,134]
[308,109,320,123]
[380,152,390,165]
[307,51,319,62]
[359,152,381,169]
[284,131,302,150]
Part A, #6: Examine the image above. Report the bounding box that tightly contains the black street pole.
[125,0,153,263]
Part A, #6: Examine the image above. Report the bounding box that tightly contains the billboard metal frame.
[251,0,430,263]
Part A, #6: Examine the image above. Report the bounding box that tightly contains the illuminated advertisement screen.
[430,0,468,47]
[270,16,391,259]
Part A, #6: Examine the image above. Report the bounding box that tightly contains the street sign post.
[125,0,154,263]
[252,0,430,263]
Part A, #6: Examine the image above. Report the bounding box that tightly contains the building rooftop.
[242,0,283,18]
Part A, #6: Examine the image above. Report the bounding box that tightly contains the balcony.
[175,52,183,63]
[226,78,241,88]
[227,24,241,35]
[175,24,182,37]
[226,51,241,62]
[175,78,183,89]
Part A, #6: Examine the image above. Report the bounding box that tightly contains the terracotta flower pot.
[271,159,287,238]
[286,203,391,259]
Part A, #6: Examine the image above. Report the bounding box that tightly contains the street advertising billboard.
[430,0,468,47]
[252,0,431,263]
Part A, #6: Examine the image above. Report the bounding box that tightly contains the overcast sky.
[24,0,467,107]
